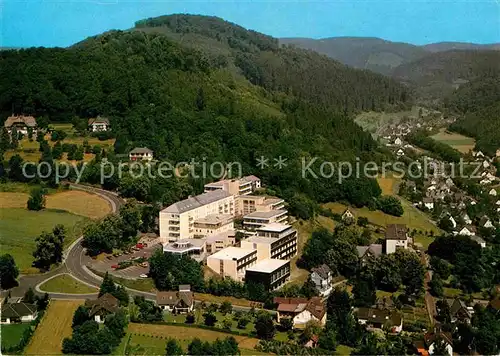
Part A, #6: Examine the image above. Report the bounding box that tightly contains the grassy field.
[430,128,476,153]
[39,274,98,294]
[0,190,111,219]
[1,323,31,350]
[0,207,88,272]
[25,300,83,355]
[124,323,261,352]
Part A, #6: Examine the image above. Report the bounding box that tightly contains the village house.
[479,216,494,229]
[354,307,403,333]
[394,137,403,146]
[440,212,457,229]
[0,302,38,324]
[422,197,434,210]
[356,244,383,263]
[384,224,410,254]
[396,148,405,157]
[4,114,37,137]
[88,116,110,132]
[461,213,472,225]
[310,264,334,297]
[129,147,154,161]
[457,225,476,236]
[471,235,487,248]
[447,298,472,324]
[418,330,453,356]
[156,285,194,314]
[85,293,120,323]
[489,188,497,196]
[274,297,327,329]
[341,208,355,222]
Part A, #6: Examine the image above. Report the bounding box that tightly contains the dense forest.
[448,74,500,154]
[0,15,412,207]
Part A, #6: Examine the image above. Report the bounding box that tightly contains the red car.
[136,243,144,249]
[111,264,119,269]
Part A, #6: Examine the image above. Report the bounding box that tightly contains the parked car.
[111,264,119,269]
[139,274,148,278]
[106,256,113,260]
[140,262,148,268]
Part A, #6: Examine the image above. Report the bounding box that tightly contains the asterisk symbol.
[256,156,269,169]
[274,156,288,169]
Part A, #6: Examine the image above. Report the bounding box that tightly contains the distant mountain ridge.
[280,37,500,75]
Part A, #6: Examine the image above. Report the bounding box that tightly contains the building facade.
[206,247,257,281]
[242,209,288,230]
[245,259,290,291]
[159,190,235,242]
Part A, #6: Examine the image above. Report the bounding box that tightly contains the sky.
[1,0,499,48]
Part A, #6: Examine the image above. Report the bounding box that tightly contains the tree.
[27,187,46,211]
[219,301,233,315]
[36,293,50,311]
[0,254,19,289]
[99,272,116,297]
[237,317,249,329]
[352,273,376,307]
[104,309,128,338]
[254,312,275,340]
[23,287,36,304]
[165,338,184,355]
[203,312,217,326]
[429,275,444,297]
[318,324,337,351]
[279,317,293,331]
[431,337,451,356]
[438,216,455,232]
[357,216,369,227]
[185,313,195,324]
[72,305,91,329]
[378,196,404,217]
[33,225,65,269]
[52,141,63,159]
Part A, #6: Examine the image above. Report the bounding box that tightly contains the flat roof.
[243,236,277,245]
[208,247,255,261]
[206,230,236,242]
[257,223,291,233]
[163,239,205,253]
[244,210,287,220]
[246,259,289,273]
[195,214,233,224]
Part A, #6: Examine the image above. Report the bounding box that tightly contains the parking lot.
[89,236,162,280]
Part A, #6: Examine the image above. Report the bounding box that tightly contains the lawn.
[0,207,88,272]
[430,129,476,154]
[39,274,98,294]
[0,190,111,219]
[323,201,440,235]
[126,323,261,351]
[25,300,83,355]
[1,323,31,350]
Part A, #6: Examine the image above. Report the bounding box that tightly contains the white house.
[385,224,409,254]
[156,285,194,313]
[458,225,476,236]
[482,160,490,169]
[341,208,355,222]
[462,213,472,225]
[274,297,327,329]
[471,235,487,248]
[85,293,120,323]
[0,302,38,324]
[310,264,334,297]
[396,149,405,157]
[422,197,434,210]
[88,116,110,132]
[394,137,403,146]
[489,188,497,196]
[425,331,453,356]
[129,147,154,161]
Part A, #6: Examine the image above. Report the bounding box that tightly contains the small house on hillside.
[85,293,120,323]
[447,298,472,324]
[274,297,327,329]
[129,147,153,161]
[384,224,410,254]
[479,216,493,229]
[156,285,194,314]
[88,116,110,132]
[310,264,333,297]
[341,208,355,222]
[4,115,37,137]
[355,307,403,333]
[356,244,383,263]
[0,302,38,324]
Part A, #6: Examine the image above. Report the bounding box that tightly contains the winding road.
[7,184,156,301]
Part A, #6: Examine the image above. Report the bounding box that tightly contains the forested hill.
[133,15,411,113]
[279,37,428,76]
[0,14,411,207]
[448,74,500,155]
[391,49,500,99]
